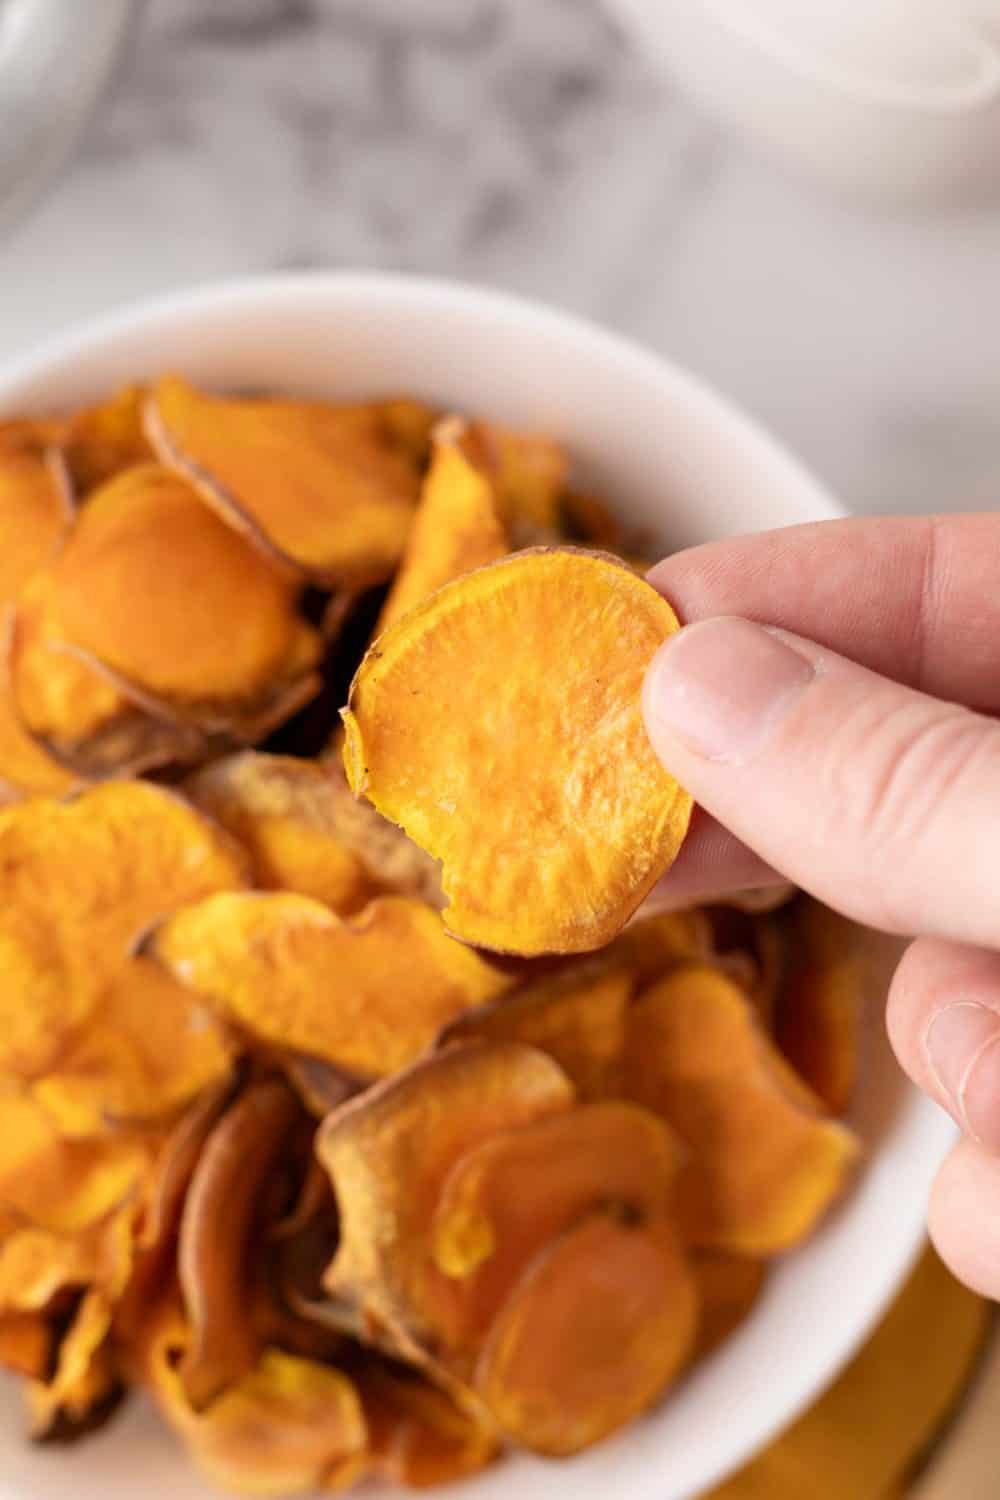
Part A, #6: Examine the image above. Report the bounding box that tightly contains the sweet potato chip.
[0,1310,50,1380]
[359,1357,498,1488]
[33,958,233,1138]
[475,1212,697,1456]
[319,1043,575,1359]
[41,464,322,714]
[0,441,71,605]
[152,893,510,1081]
[177,1079,303,1409]
[27,1288,120,1441]
[467,423,568,535]
[776,902,862,1116]
[0,780,246,1076]
[62,385,153,496]
[439,963,633,1101]
[430,1102,683,1354]
[560,489,624,550]
[146,376,420,586]
[0,657,78,800]
[612,907,715,984]
[342,548,692,955]
[377,418,509,633]
[144,1298,367,1495]
[625,964,859,1253]
[692,1253,767,1356]
[183,753,441,914]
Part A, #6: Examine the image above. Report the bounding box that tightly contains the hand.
[641,514,1000,1299]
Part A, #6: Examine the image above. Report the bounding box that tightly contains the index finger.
[648,513,1000,714]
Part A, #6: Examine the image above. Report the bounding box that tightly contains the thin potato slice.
[27,1288,120,1442]
[467,423,568,536]
[0,780,246,1076]
[0,663,77,800]
[342,548,692,955]
[430,1102,683,1353]
[776,901,863,1116]
[625,965,859,1253]
[377,418,508,633]
[0,442,70,605]
[143,1298,367,1496]
[177,1079,303,1409]
[146,376,420,586]
[319,1043,575,1358]
[151,893,511,1080]
[612,907,715,984]
[359,1358,499,1488]
[32,958,233,1138]
[45,464,322,712]
[475,1212,697,1456]
[692,1253,767,1356]
[62,384,153,496]
[183,753,441,914]
[439,963,633,1101]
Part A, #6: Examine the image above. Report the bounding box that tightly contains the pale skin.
[641,514,1000,1300]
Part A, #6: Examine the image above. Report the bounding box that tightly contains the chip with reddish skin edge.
[342,548,692,956]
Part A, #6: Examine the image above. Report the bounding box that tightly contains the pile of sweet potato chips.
[0,382,863,1492]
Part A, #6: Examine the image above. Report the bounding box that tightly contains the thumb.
[643,616,1000,946]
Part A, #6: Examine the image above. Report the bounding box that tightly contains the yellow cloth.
[706,1248,990,1500]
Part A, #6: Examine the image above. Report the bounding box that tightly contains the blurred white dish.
[611,0,1000,206]
[0,273,956,1499]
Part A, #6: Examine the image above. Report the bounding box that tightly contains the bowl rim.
[0,270,955,1500]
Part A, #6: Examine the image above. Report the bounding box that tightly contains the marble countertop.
[2,0,1000,517]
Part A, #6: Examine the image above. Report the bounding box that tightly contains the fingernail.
[924,1002,1000,1146]
[643,617,814,765]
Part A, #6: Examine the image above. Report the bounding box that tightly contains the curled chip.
[27,1287,121,1441]
[151,893,511,1081]
[466,422,568,537]
[9,465,321,775]
[0,780,246,1076]
[429,1103,684,1358]
[319,1043,574,1360]
[359,1357,498,1487]
[177,1079,303,1409]
[474,1212,697,1456]
[776,901,862,1117]
[626,964,859,1253]
[146,376,421,586]
[143,1298,367,1496]
[62,384,153,497]
[184,753,441,914]
[377,418,509,633]
[342,548,692,955]
[439,963,633,1101]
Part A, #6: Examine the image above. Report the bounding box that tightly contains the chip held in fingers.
[342,548,693,955]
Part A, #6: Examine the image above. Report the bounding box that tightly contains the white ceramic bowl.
[0,274,955,1500]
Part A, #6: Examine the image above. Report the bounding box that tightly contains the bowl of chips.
[0,273,954,1500]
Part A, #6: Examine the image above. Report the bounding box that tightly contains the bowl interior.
[0,275,955,1500]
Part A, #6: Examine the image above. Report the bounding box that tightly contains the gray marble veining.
[2,0,1000,518]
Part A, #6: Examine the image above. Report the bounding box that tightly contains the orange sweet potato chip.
[467,422,568,536]
[0,1311,50,1380]
[319,1043,575,1358]
[377,418,509,633]
[342,548,692,955]
[625,964,859,1253]
[151,893,511,1081]
[32,957,233,1138]
[27,1287,121,1441]
[177,1079,303,1409]
[146,376,420,586]
[359,1357,498,1487]
[692,1252,767,1356]
[0,780,246,1076]
[560,489,624,550]
[429,1102,684,1356]
[474,1211,697,1455]
[143,1297,367,1495]
[39,463,320,717]
[439,962,633,1101]
[183,752,441,915]
[776,901,863,1117]
[62,384,153,497]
